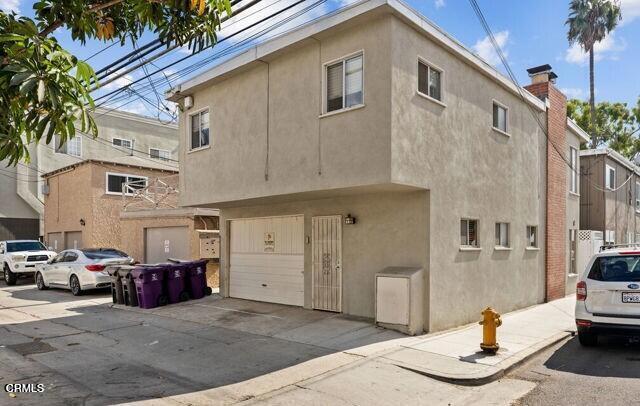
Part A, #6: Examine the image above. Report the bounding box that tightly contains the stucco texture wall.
[179,15,393,207]
[389,18,546,331]
[44,162,177,251]
[219,190,428,323]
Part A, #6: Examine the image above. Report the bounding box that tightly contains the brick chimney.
[524,64,567,302]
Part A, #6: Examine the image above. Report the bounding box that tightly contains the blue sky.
[2,0,639,119]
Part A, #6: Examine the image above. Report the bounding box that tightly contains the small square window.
[526,226,538,248]
[495,222,510,248]
[605,165,616,190]
[113,138,133,149]
[493,102,508,133]
[461,219,479,247]
[150,148,171,161]
[418,60,442,101]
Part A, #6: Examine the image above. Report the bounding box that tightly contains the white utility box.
[198,231,220,259]
[375,267,424,335]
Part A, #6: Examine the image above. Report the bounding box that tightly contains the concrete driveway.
[0,281,402,405]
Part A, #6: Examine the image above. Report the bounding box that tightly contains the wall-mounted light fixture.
[344,214,356,225]
[80,218,85,226]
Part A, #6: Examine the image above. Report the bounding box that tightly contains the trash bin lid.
[131,266,165,283]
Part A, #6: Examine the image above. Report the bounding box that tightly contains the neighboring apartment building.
[42,158,178,254]
[0,108,178,241]
[579,148,640,247]
[167,0,589,331]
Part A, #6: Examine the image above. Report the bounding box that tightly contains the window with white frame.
[325,53,363,113]
[569,147,578,194]
[526,226,538,248]
[418,60,442,101]
[190,109,210,150]
[460,219,479,247]
[149,148,171,161]
[55,135,82,157]
[492,102,508,133]
[112,137,133,149]
[605,165,616,190]
[636,181,640,212]
[106,173,147,195]
[495,222,510,248]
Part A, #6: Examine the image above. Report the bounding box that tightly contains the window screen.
[493,103,507,132]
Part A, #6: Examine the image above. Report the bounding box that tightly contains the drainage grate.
[7,341,57,356]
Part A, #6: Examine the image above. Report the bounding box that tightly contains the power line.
[94,0,309,104]
[96,0,326,121]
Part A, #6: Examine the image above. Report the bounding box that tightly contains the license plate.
[622,292,640,303]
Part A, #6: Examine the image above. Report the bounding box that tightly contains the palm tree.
[567,0,621,148]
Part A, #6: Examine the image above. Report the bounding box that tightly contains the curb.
[393,330,574,386]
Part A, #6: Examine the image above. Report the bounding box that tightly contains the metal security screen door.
[312,215,342,312]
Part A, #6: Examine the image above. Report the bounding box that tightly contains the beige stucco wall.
[43,162,177,251]
[179,14,393,207]
[566,130,582,294]
[219,190,428,322]
[389,17,546,330]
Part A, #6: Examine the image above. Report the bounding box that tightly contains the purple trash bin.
[131,266,167,309]
[165,264,189,304]
[184,260,210,300]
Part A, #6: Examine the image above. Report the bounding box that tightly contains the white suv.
[0,240,57,285]
[575,245,640,346]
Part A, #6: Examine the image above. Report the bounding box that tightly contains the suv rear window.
[6,241,46,252]
[81,249,128,260]
[588,255,640,282]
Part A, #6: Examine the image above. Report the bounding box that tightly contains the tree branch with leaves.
[0,0,231,165]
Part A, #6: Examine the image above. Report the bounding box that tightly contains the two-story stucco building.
[0,108,178,241]
[167,0,589,331]
[579,148,640,246]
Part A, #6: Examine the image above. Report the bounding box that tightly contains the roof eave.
[165,0,545,112]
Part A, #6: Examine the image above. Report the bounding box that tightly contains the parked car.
[575,245,640,346]
[0,240,57,285]
[35,248,134,296]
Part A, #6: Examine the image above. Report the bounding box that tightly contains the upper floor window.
[460,218,479,248]
[605,165,616,190]
[492,101,508,134]
[526,225,538,248]
[495,222,510,248]
[56,135,82,157]
[636,181,640,212]
[418,59,442,101]
[569,146,578,194]
[112,137,133,149]
[325,53,363,113]
[106,172,148,195]
[190,109,210,150]
[150,148,171,161]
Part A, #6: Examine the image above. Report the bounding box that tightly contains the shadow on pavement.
[0,284,401,405]
[543,335,640,379]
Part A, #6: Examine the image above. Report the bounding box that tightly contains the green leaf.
[9,72,34,87]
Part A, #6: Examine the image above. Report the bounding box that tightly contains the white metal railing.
[122,175,179,210]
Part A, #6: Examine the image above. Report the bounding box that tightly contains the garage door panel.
[230,216,304,307]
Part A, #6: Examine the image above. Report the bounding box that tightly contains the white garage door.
[230,215,304,306]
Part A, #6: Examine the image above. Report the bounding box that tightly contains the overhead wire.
[466,0,628,194]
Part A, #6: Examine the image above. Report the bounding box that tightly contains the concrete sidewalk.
[378,295,576,385]
[127,296,576,405]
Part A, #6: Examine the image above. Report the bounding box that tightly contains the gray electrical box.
[375,267,424,335]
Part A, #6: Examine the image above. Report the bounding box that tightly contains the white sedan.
[36,248,134,296]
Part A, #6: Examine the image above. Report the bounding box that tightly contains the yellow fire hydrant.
[479,307,502,354]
